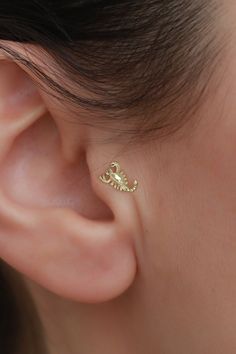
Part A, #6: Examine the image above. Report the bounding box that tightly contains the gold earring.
[99,161,138,193]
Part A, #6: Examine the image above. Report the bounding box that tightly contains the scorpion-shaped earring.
[99,161,138,193]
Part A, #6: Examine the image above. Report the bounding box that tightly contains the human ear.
[0,55,138,303]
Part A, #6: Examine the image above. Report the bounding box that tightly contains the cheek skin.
[140,82,236,351]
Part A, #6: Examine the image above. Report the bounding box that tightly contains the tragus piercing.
[99,161,138,193]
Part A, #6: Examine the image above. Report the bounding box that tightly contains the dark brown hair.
[0,0,221,138]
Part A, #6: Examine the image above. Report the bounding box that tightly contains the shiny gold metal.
[99,161,138,192]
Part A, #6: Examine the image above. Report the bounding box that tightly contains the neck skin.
[24,276,154,354]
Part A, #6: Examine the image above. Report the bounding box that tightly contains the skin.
[1,1,236,353]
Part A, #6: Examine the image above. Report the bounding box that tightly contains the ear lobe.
[36,205,137,303]
[0,185,137,303]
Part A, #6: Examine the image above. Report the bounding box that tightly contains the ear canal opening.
[0,113,114,221]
